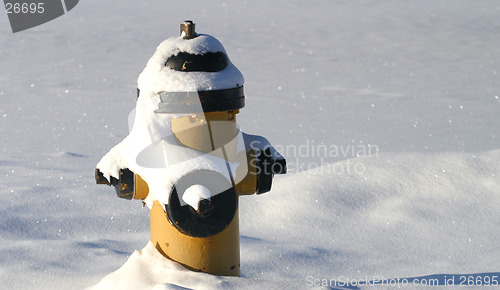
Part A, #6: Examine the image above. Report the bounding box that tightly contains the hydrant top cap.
[137,23,245,113]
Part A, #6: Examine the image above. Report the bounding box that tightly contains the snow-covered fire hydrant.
[94,21,286,276]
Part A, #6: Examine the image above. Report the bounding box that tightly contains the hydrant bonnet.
[137,21,245,114]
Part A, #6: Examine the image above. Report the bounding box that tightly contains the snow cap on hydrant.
[95,20,286,277]
[137,20,245,114]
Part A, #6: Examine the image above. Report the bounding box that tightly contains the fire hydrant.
[95,21,286,277]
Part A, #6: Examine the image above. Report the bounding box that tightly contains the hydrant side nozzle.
[95,168,113,185]
[116,168,134,200]
[181,20,197,39]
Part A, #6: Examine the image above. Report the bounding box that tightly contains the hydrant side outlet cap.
[167,170,237,238]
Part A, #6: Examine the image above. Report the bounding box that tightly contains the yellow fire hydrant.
[95,21,286,277]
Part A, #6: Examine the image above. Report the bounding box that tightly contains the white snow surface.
[1,0,500,289]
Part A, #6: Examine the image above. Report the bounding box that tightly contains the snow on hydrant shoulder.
[94,20,286,278]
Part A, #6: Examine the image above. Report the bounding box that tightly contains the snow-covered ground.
[1,0,499,289]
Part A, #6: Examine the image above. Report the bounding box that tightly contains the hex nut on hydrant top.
[95,21,286,277]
